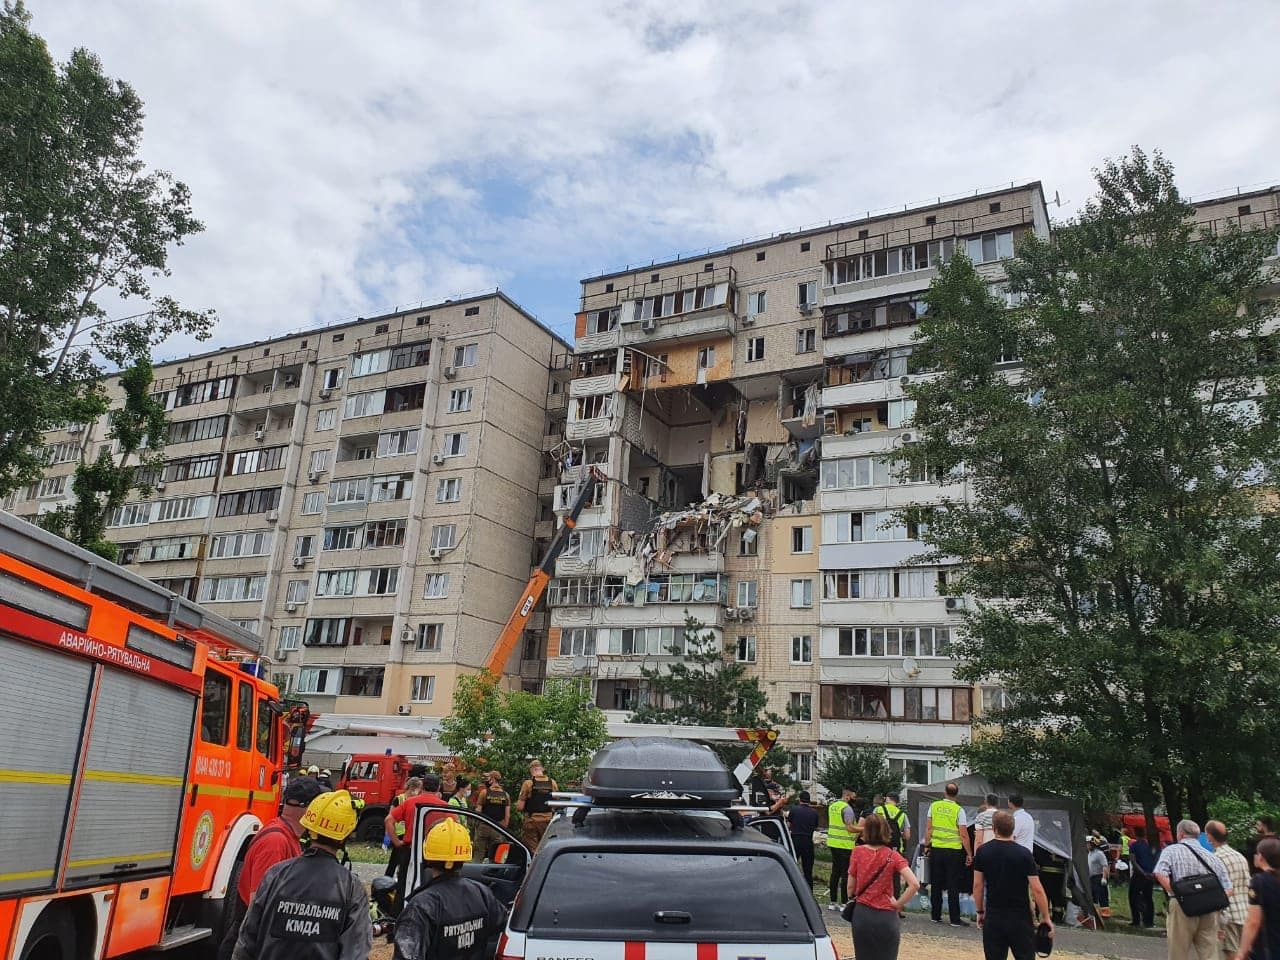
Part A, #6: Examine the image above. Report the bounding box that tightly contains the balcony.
[234,384,301,414]
[819,717,969,749]
[569,374,618,398]
[582,267,739,349]
[566,417,612,442]
[533,520,555,539]
[537,476,558,497]
[546,392,568,415]
[542,432,563,452]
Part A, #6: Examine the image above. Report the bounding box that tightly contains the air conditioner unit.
[944,596,968,614]
[443,366,458,379]
[724,607,740,620]
[432,453,446,465]
[155,481,166,491]
[741,316,755,326]
[640,318,657,334]
[899,375,911,386]
[429,547,443,561]
[318,387,332,399]
[799,302,814,314]
[67,423,83,434]
[396,704,413,716]
[265,509,280,523]
[254,428,265,442]
[900,432,916,444]
[292,555,309,569]
[739,607,756,621]
[284,602,298,613]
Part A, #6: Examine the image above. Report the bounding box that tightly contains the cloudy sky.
[31,0,1280,354]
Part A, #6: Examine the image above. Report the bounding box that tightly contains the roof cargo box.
[582,737,741,808]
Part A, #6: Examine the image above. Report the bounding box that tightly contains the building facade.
[6,292,571,717]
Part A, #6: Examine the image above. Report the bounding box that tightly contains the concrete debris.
[622,489,778,574]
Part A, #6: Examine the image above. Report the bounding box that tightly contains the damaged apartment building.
[544,182,1055,787]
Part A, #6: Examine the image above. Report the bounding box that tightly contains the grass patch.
[346,841,391,864]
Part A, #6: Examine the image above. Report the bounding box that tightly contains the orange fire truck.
[0,512,290,960]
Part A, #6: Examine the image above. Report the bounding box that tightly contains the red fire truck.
[0,512,289,959]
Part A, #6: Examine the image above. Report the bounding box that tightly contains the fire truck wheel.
[19,906,76,960]
[211,856,249,947]
[355,812,384,843]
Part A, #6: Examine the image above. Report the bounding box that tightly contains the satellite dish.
[902,657,920,677]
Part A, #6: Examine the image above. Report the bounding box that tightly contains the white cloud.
[29,0,1280,353]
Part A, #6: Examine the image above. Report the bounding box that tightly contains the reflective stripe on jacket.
[828,800,854,849]
[930,798,963,850]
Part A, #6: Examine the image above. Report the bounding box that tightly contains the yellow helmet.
[423,818,471,867]
[301,790,358,843]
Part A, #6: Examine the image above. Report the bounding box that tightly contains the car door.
[408,806,532,908]
[749,815,797,857]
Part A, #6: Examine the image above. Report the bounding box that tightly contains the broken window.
[823,684,890,720]
[798,281,817,307]
[561,628,596,657]
[796,328,816,353]
[736,635,757,663]
[644,354,669,379]
[452,343,478,367]
[588,308,620,334]
[738,529,758,556]
[746,337,765,362]
[791,635,813,664]
[575,394,613,420]
[697,346,716,369]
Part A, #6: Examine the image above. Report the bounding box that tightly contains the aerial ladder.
[483,463,608,675]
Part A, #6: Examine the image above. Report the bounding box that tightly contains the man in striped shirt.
[1154,820,1233,960]
[1207,820,1251,959]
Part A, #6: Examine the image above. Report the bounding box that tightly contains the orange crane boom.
[484,465,608,675]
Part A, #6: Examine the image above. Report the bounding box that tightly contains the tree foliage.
[901,147,1280,824]
[817,744,901,802]
[37,358,167,559]
[0,2,212,497]
[438,672,608,792]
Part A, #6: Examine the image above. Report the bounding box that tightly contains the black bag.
[1034,922,1053,957]
[841,851,894,922]
[1170,844,1230,917]
[879,804,904,852]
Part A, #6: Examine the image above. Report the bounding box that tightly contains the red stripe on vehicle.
[697,944,717,960]
[624,943,645,960]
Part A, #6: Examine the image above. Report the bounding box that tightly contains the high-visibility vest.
[930,799,963,849]
[828,800,854,849]
[393,792,407,838]
[1120,835,1130,856]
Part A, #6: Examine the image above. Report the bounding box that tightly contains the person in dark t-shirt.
[786,790,820,887]
[1236,837,1280,960]
[972,810,1053,960]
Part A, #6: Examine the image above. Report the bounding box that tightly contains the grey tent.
[905,773,1096,922]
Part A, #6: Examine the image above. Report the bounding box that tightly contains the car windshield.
[528,851,812,941]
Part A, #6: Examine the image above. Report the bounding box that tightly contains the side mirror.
[492,843,510,865]
[371,875,401,918]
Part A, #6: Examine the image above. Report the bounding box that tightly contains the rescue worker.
[924,781,973,927]
[866,791,911,914]
[216,776,326,960]
[232,790,372,960]
[516,759,558,851]
[472,771,511,863]
[386,778,422,879]
[448,778,473,814]
[318,768,334,789]
[393,819,508,960]
[827,786,858,911]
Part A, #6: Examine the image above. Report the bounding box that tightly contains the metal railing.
[581,265,737,313]
[824,206,1035,263]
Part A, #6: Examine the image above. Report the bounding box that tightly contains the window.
[277,626,301,652]
[216,487,281,517]
[738,529,758,556]
[574,394,613,420]
[340,666,384,697]
[430,524,456,550]
[448,388,472,413]
[736,635,757,663]
[110,502,153,527]
[293,534,316,559]
[234,680,254,751]
[790,578,813,608]
[36,475,66,497]
[296,667,338,695]
[832,625,953,658]
[411,675,436,702]
[887,399,917,428]
[316,408,336,431]
[452,343,478,368]
[199,575,266,603]
[209,530,273,559]
[301,491,325,515]
[790,692,813,722]
[415,623,442,652]
[231,618,260,632]
[442,432,467,457]
[45,441,80,465]
[697,346,715,370]
[747,291,767,315]
[315,569,358,597]
[200,672,231,744]
[587,308,619,334]
[227,447,287,475]
[464,305,480,316]
[561,627,596,657]
[756,251,766,262]
[167,415,226,444]
[424,573,450,598]
[821,509,927,544]
[138,535,200,562]
[376,428,419,458]
[285,580,308,604]
[436,477,462,503]
[791,525,813,553]
[746,337,765,362]
[736,580,758,608]
[370,473,413,502]
[344,389,385,419]
[365,567,399,595]
[982,687,1014,713]
[965,230,1015,264]
[155,495,213,522]
[162,453,221,482]
[321,368,344,390]
[350,349,388,377]
[327,477,367,505]
[304,618,349,646]
[364,518,406,548]
[798,281,817,308]
[791,751,814,782]
[791,635,813,664]
[796,328,816,353]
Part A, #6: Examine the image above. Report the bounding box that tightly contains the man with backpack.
[860,792,911,912]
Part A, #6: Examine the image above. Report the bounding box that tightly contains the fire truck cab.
[0,513,286,960]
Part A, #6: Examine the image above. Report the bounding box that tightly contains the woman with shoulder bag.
[845,813,922,960]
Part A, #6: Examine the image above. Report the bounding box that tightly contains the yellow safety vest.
[930,798,963,850]
[828,800,854,850]
[394,792,407,838]
[1120,835,1130,856]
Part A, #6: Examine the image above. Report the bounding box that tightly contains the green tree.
[0,2,212,498]
[36,359,167,559]
[439,672,608,794]
[901,147,1280,827]
[816,744,901,802]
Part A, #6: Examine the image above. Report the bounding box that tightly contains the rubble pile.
[615,489,779,577]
